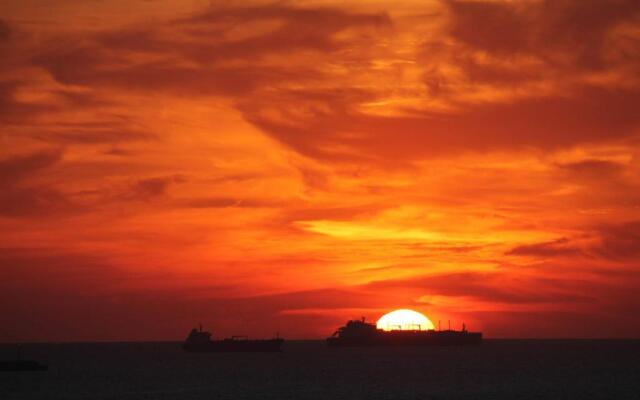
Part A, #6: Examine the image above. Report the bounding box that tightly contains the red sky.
[1,0,640,341]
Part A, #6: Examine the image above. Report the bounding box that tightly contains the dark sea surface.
[2,340,640,399]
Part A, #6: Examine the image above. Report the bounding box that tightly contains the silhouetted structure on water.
[183,325,284,352]
[0,346,47,372]
[327,317,482,346]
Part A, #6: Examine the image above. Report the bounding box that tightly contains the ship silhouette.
[0,345,47,371]
[327,317,482,346]
[183,325,284,352]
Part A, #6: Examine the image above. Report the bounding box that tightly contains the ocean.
[2,340,639,399]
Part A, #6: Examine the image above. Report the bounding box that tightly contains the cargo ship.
[182,325,284,352]
[327,317,482,346]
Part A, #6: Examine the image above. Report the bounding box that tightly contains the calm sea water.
[2,340,640,399]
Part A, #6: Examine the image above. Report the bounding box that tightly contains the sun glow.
[376,309,435,331]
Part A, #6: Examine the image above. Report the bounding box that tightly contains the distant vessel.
[327,317,482,346]
[0,346,47,372]
[183,325,284,352]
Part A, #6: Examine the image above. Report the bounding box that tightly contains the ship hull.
[327,331,482,347]
[183,338,284,353]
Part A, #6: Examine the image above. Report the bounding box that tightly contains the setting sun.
[377,309,435,331]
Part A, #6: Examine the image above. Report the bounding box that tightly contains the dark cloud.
[556,159,625,178]
[0,148,62,186]
[449,57,537,86]
[120,175,185,202]
[18,2,639,161]
[596,220,640,260]
[507,238,584,258]
[32,127,154,145]
[0,79,120,129]
[53,89,110,108]
[508,221,640,262]
[341,0,637,161]
[14,4,392,160]
[447,0,529,56]
[0,78,122,129]
[91,5,391,63]
[184,4,390,26]
[445,0,640,71]
[102,147,132,157]
[0,186,75,217]
[0,149,77,217]
[178,197,277,209]
[238,0,640,161]
[240,85,640,162]
[175,5,391,64]
[131,177,174,199]
[35,54,312,97]
[0,80,49,124]
[422,0,640,94]
[366,272,593,304]
[0,81,155,144]
[31,5,390,97]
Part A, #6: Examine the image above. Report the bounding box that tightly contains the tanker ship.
[183,325,284,352]
[327,317,482,347]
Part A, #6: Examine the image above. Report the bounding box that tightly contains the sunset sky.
[1,0,640,341]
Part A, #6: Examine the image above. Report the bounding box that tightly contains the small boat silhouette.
[0,346,47,372]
